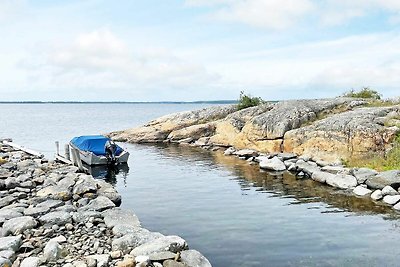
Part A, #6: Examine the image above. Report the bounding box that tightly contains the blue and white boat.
[69,135,129,165]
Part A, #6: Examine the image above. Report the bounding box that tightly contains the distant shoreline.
[0,100,238,104]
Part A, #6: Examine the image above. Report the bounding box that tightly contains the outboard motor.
[105,140,117,165]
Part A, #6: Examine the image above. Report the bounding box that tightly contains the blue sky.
[1,0,400,101]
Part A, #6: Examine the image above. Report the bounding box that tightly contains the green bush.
[237,91,264,110]
[343,87,382,100]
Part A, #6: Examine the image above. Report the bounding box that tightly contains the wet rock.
[311,171,334,183]
[295,160,320,176]
[39,211,72,226]
[366,170,400,190]
[20,256,40,267]
[81,196,115,212]
[130,235,188,256]
[259,157,286,171]
[180,250,212,267]
[371,189,383,200]
[103,208,140,229]
[0,235,22,251]
[353,186,372,196]
[223,147,235,156]
[383,195,400,205]
[96,181,121,205]
[233,149,259,158]
[2,216,37,236]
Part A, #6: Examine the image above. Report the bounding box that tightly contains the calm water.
[2,104,400,267]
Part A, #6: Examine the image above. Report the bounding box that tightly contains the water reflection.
[86,163,129,185]
[145,144,400,220]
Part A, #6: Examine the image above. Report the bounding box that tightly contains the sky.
[1,0,400,101]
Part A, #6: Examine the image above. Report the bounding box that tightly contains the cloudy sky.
[1,0,400,101]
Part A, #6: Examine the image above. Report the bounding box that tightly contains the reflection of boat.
[69,135,129,165]
[85,163,129,184]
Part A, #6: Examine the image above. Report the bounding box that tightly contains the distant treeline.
[0,100,238,104]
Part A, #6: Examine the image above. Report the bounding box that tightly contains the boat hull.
[69,143,129,166]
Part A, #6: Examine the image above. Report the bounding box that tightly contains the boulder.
[130,235,188,256]
[383,195,400,205]
[96,181,121,205]
[366,170,400,190]
[102,208,140,229]
[81,196,115,212]
[39,211,72,226]
[73,176,97,196]
[112,228,164,253]
[311,171,335,183]
[0,235,22,251]
[20,256,40,267]
[86,254,110,267]
[371,190,383,200]
[295,160,320,176]
[353,186,372,196]
[163,260,188,267]
[259,157,286,171]
[43,239,62,262]
[148,251,176,261]
[381,186,398,196]
[72,210,102,223]
[233,149,259,158]
[0,257,12,267]
[325,174,357,189]
[2,216,37,236]
[180,250,212,267]
[351,168,378,184]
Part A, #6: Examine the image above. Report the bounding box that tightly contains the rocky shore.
[0,142,211,267]
[109,97,400,211]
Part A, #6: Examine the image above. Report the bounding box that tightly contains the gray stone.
[311,171,334,183]
[295,160,320,175]
[130,235,187,256]
[81,196,115,212]
[180,250,212,267]
[383,195,400,205]
[163,260,187,267]
[371,190,383,200]
[0,196,16,208]
[351,168,378,184]
[223,147,235,156]
[277,153,297,160]
[86,258,96,267]
[353,186,372,196]
[148,251,176,261]
[23,205,50,217]
[366,170,400,190]
[2,216,37,236]
[194,137,209,146]
[0,250,15,261]
[43,240,62,262]
[86,254,110,267]
[72,210,102,223]
[259,157,286,171]
[96,181,121,205]
[381,186,398,196]
[39,211,72,226]
[37,199,64,209]
[233,149,259,158]
[20,256,40,267]
[393,202,400,210]
[321,166,349,175]
[325,174,357,189]
[0,209,23,222]
[102,208,140,229]
[73,176,97,196]
[0,235,22,251]
[112,228,164,253]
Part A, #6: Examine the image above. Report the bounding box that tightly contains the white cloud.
[24,29,219,93]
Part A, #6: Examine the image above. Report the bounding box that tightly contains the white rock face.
[180,250,212,267]
[371,190,383,200]
[259,157,286,171]
[353,186,372,196]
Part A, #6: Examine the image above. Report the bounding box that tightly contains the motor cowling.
[105,140,117,165]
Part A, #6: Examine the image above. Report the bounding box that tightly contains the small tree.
[343,87,382,100]
[237,91,263,110]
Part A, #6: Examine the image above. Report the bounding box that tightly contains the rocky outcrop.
[111,97,400,163]
[110,105,236,143]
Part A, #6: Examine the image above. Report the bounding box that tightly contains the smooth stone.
[39,211,72,226]
[383,195,400,205]
[277,153,297,160]
[366,170,400,190]
[43,240,62,262]
[86,258,96,267]
[382,185,398,196]
[223,147,235,156]
[295,160,320,175]
[233,149,259,158]
[325,174,357,189]
[148,251,176,261]
[36,199,64,209]
[72,210,102,223]
[73,176,97,196]
[112,228,164,253]
[23,205,50,217]
[371,190,383,200]
[81,196,115,212]
[96,181,121,206]
[0,235,22,251]
[259,157,286,171]
[110,250,122,259]
[102,208,140,229]
[20,256,40,267]
[0,257,12,267]
[0,250,15,261]
[163,260,188,267]
[321,166,349,175]
[353,186,372,196]
[130,235,187,256]
[180,250,212,267]
[0,196,16,208]
[116,258,135,267]
[311,171,334,183]
[0,209,23,221]
[393,202,400,210]
[2,216,37,236]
